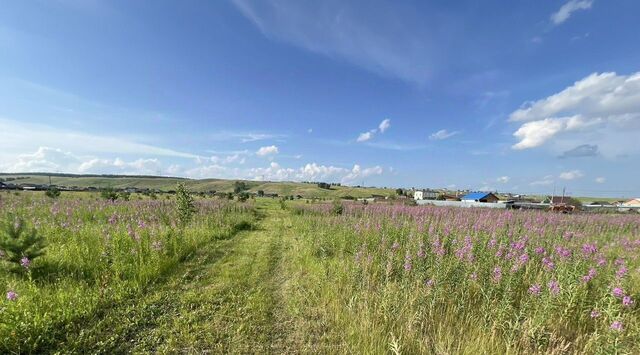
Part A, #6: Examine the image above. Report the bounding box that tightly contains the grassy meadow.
[1,191,638,353]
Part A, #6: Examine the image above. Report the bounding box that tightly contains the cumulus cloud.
[496,176,510,184]
[510,72,640,154]
[356,130,375,142]
[429,129,459,140]
[378,119,391,133]
[256,145,279,156]
[356,119,392,143]
[250,162,384,184]
[7,147,80,173]
[559,170,584,180]
[3,146,167,176]
[595,177,606,183]
[78,158,162,175]
[551,0,593,25]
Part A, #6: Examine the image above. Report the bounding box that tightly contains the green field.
[1,192,638,353]
[0,173,395,199]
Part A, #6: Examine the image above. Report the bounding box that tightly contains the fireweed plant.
[0,193,256,352]
[286,202,639,353]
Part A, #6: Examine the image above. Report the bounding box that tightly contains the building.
[623,198,640,206]
[461,192,499,203]
[543,196,582,208]
[414,189,438,200]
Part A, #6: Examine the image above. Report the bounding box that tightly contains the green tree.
[176,183,196,226]
[233,181,248,194]
[0,216,46,272]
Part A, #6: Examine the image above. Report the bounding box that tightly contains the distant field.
[0,173,395,199]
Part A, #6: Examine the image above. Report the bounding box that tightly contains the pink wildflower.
[6,291,18,301]
[548,280,560,296]
[528,284,541,296]
[610,321,623,332]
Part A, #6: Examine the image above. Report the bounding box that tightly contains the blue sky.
[1,0,639,197]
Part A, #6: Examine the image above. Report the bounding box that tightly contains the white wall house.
[414,189,438,200]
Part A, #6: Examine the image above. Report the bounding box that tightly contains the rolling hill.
[0,173,396,199]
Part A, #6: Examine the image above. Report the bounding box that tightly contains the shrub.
[101,188,119,201]
[176,182,196,226]
[331,199,344,215]
[0,216,46,272]
[237,192,250,202]
[45,187,61,199]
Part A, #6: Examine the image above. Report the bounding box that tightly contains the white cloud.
[3,146,166,176]
[429,129,459,140]
[211,153,246,165]
[343,164,384,184]
[496,176,510,184]
[183,164,234,179]
[78,158,162,175]
[249,162,384,184]
[356,119,392,143]
[559,170,584,180]
[510,72,640,155]
[551,0,593,25]
[256,145,279,156]
[356,130,375,142]
[530,175,555,186]
[595,177,606,183]
[512,118,568,150]
[7,147,80,173]
[209,131,286,143]
[231,0,434,84]
[378,119,391,133]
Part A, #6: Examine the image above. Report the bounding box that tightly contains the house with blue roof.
[461,192,499,203]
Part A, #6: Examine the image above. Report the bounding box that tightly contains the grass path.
[59,200,295,354]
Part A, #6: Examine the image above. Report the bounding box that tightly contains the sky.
[1,0,639,197]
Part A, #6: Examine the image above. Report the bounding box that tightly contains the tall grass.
[284,203,639,353]
[0,194,255,352]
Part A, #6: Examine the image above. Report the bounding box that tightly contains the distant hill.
[0,173,395,199]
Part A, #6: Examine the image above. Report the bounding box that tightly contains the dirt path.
[60,200,293,354]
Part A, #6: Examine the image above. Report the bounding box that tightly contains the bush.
[176,182,196,226]
[0,216,46,272]
[45,187,61,199]
[101,188,119,201]
[233,181,248,194]
[331,199,344,215]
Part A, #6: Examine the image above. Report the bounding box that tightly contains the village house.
[413,189,438,200]
[622,198,640,207]
[461,192,499,203]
